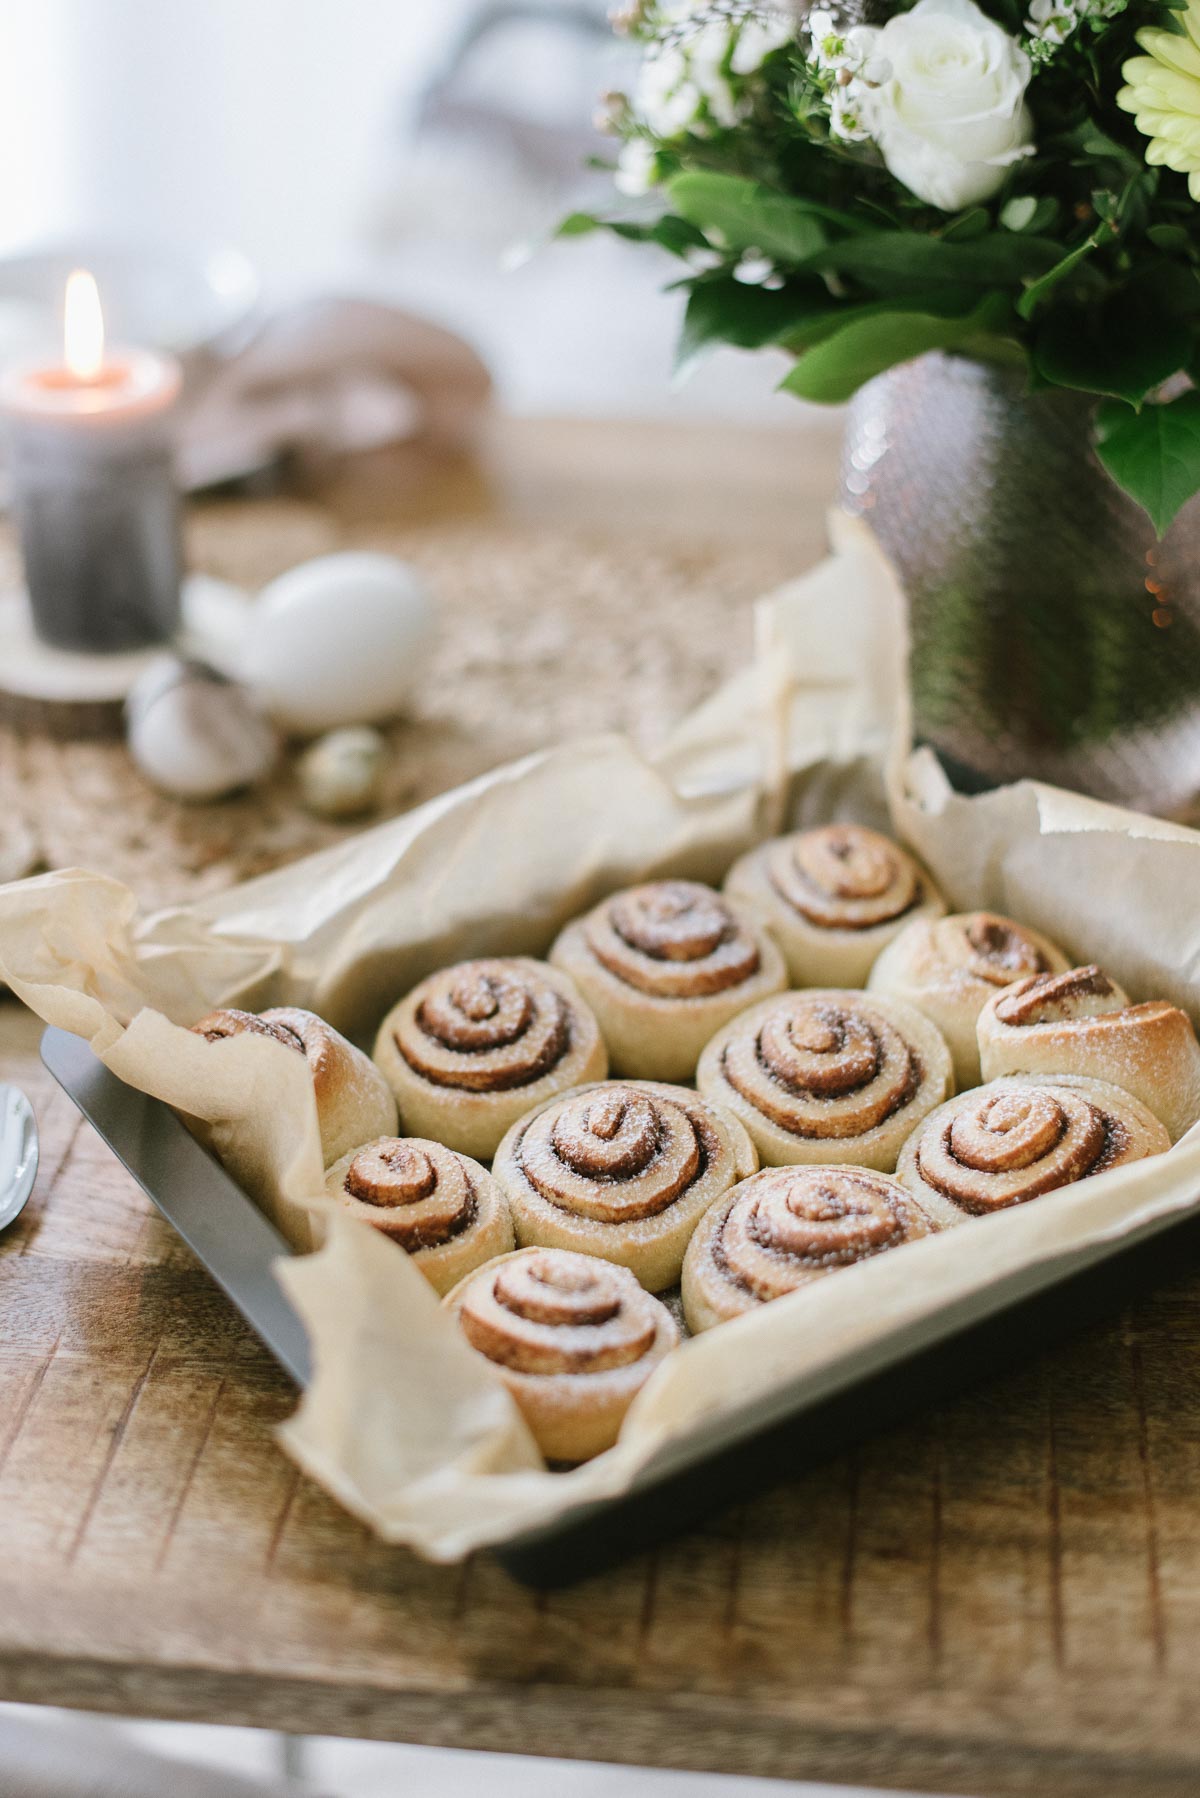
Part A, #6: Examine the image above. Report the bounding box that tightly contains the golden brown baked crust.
[444,1246,679,1462]
[493,1079,757,1292]
[977,965,1200,1143]
[869,911,1070,1087]
[192,1005,397,1168]
[725,824,945,986]
[696,988,953,1172]
[895,1073,1170,1224]
[682,1163,939,1332]
[550,879,787,1081]
[324,1136,513,1295]
[373,958,607,1160]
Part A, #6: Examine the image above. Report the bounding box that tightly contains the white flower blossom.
[830,84,874,142]
[634,44,706,136]
[846,0,1035,210]
[1025,0,1124,48]
[614,138,661,195]
[689,18,743,126]
[628,5,793,140]
[733,251,775,282]
[730,11,795,73]
[1026,0,1080,45]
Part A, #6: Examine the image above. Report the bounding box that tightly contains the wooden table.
[3,416,1200,1798]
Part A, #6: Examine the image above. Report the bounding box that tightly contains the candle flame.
[64,269,105,382]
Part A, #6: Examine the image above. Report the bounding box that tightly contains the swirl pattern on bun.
[445,1246,679,1462]
[494,1079,757,1291]
[869,910,1070,1086]
[977,964,1200,1143]
[696,989,953,1172]
[896,1074,1170,1223]
[374,958,606,1159]
[683,1163,939,1331]
[725,824,945,986]
[324,1136,513,1294]
[551,879,786,1080]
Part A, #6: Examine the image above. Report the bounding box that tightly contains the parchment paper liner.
[4,513,1200,1562]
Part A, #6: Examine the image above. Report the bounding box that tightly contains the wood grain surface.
[3,416,1199,1797]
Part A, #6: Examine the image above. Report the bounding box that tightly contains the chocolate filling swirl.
[721,995,920,1140]
[714,1166,931,1301]
[767,825,922,931]
[993,964,1124,1027]
[585,880,761,998]
[397,960,572,1092]
[194,1008,306,1055]
[514,1084,717,1223]
[948,913,1051,986]
[459,1250,657,1376]
[342,1138,477,1249]
[916,1085,1127,1215]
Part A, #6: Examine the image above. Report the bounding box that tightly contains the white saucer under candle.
[0,575,251,737]
[0,269,184,653]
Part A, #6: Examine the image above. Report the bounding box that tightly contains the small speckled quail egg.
[297,726,388,818]
[238,552,434,735]
[126,657,279,801]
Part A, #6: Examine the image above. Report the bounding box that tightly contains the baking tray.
[42,1022,1200,1589]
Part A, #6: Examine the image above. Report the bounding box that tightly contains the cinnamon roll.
[696,990,953,1172]
[192,1006,397,1168]
[683,1164,940,1333]
[493,1080,758,1292]
[869,911,1070,1087]
[373,958,607,1160]
[324,1136,513,1295]
[896,1075,1170,1224]
[725,823,945,987]
[977,966,1200,1143]
[445,1247,679,1462]
[550,879,786,1082]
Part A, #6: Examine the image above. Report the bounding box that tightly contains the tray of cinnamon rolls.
[44,809,1200,1579]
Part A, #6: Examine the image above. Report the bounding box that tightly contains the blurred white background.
[0,0,808,422]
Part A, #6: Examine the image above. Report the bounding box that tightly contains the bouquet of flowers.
[569,0,1200,531]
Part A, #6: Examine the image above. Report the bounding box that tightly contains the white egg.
[126,656,279,801]
[297,726,388,818]
[238,552,434,735]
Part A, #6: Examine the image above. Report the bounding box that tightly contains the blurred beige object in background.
[0,817,36,885]
[177,297,492,490]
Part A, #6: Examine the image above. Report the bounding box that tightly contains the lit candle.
[1,270,184,653]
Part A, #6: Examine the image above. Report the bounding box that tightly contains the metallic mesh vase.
[839,353,1200,817]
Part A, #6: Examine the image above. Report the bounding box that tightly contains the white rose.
[859,0,1035,211]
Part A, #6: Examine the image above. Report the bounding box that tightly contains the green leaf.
[802,231,1062,294]
[556,211,604,238]
[621,215,708,258]
[1016,234,1101,320]
[676,278,820,372]
[1148,223,1194,255]
[668,172,830,262]
[553,210,706,260]
[1033,269,1196,405]
[940,208,991,243]
[1095,393,1200,535]
[779,298,1020,405]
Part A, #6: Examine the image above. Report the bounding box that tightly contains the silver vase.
[839,353,1200,818]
